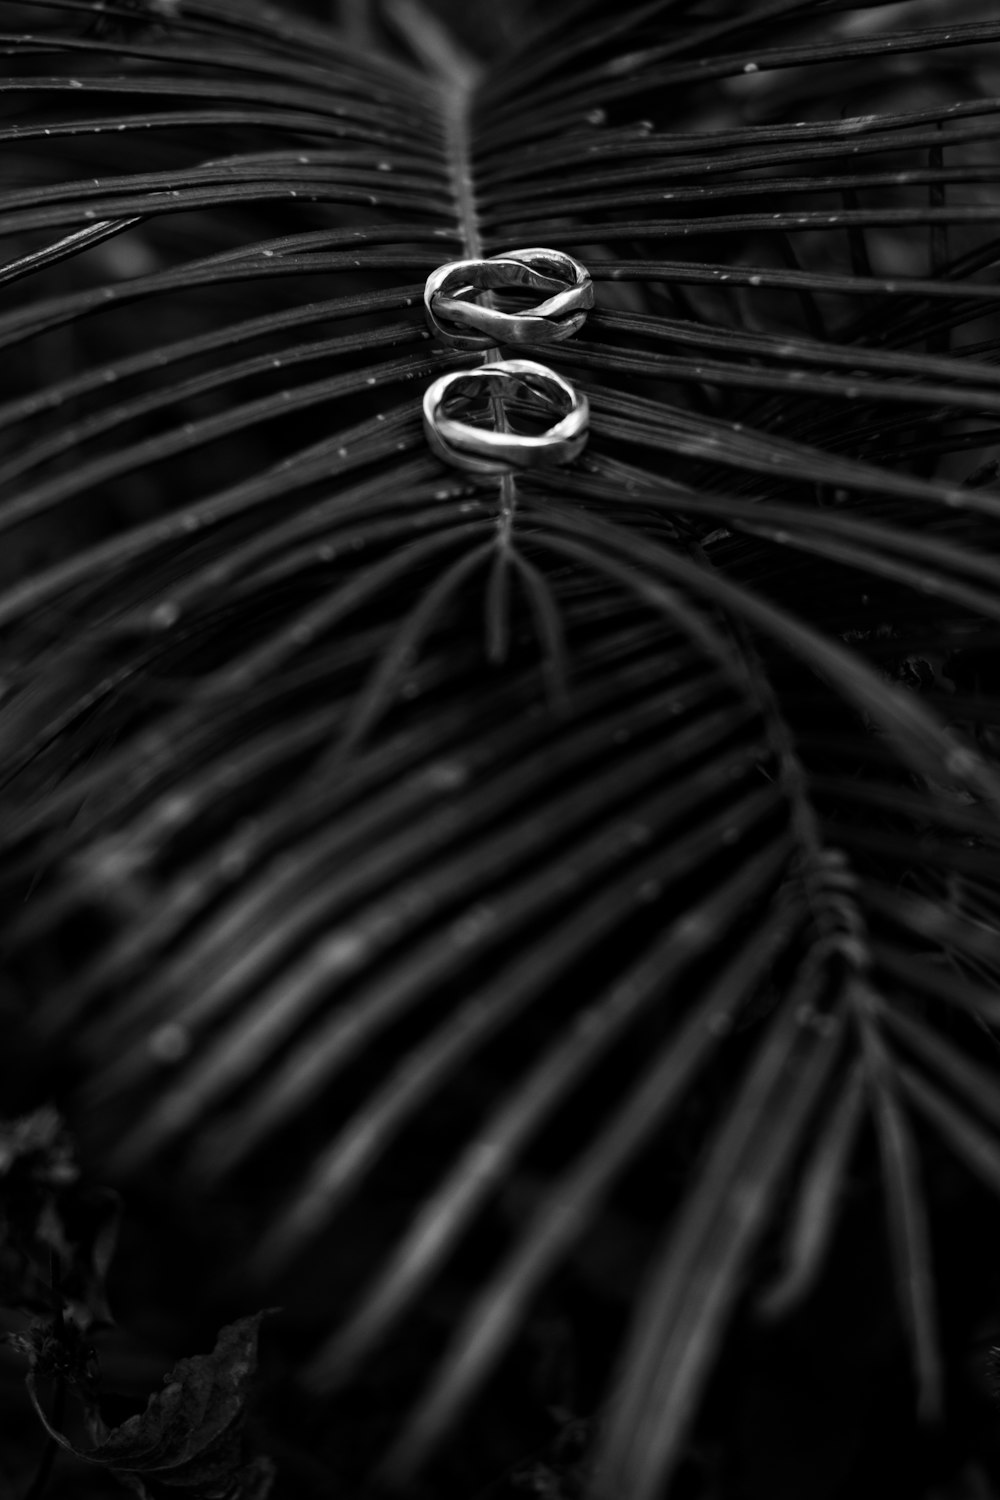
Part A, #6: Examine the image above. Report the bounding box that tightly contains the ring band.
[424,249,593,351]
[422,359,590,475]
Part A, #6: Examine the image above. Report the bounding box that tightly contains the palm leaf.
[3,0,1000,1492]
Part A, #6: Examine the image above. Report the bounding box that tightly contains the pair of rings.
[421,248,592,477]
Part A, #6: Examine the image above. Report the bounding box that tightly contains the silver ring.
[422,359,590,475]
[424,249,593,351]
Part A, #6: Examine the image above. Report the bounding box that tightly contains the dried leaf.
[30,1313,275,1499]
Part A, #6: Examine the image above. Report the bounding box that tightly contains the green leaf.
[0,1108,120,1331]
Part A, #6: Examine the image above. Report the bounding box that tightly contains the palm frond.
[3,0,1000,1492]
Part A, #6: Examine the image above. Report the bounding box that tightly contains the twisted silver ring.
[424,248,593,351]
[422,359,589,475]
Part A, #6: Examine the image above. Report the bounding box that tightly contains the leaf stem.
[384,0,481,101]
[377,6,521,630]
[23,1377,66,1500]
[22,1254,75,1498]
